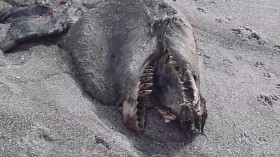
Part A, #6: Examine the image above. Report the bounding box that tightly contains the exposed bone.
[138,90,153,96]
[167,54,174,60]
[179,80,184,84]
[122,78,146,133]
[195,104,202,115]
[169,60,177,65]
[161,53,179,78]
[139,83,153,90]
[166,53,178,66]
[188,72,199,105]
[163,114,177,121]
[164,119,171,123]
[161,57,203,131]
[121,64,154,133]
[122,98,144,133]
[141,73,154,77]
[136,101,146,129]
[146,66,154,69]
[155,107,177,121]
[138,65,154,97]
[180,68,199,105]
[140,77,153,83]
[144,68,154,73]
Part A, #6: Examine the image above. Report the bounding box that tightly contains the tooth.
[168,61,173,64]
[140,76,153,83]
[139,83,153,89]
[141,73,153,77]
[164,119,171,123]
[167,60,176,65]
[179,79,184,84]
[146,66,153,69]
[195,104,201,113]
[138,90,153,96]
[144,69,154,73]
[168,55,174,60]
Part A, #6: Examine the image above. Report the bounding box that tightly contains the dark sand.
[0,0,279,156]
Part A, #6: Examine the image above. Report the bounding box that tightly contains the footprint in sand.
[254,61,265,68]
[221,58,233,67]
[215,18,223,23]
[239,132,252,146]
[231,26,265,44]
[271,95,279,101]
[257,136,268,145]
[235,55,242,60]
[196,8,206,13]
[215,16,234,24]
[257,95,279,108]
[263,72,273,79]
[18,126,56,155]
[257,95,273,107]
[209,0,217,4]
[203,54,210,65]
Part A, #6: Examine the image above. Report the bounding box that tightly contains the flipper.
[0,4,69,52]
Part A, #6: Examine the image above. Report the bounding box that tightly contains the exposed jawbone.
[121,16,207,135]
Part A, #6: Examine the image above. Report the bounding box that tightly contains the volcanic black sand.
[0,0,279,156]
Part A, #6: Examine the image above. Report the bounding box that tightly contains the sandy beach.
[0,0,279,156]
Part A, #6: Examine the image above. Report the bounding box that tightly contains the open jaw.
[121,49,208,135]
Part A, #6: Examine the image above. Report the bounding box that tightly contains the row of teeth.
[135,65,155,129]
[168,53,201,117]
[167,52,199,131]
[167,53,192,104]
